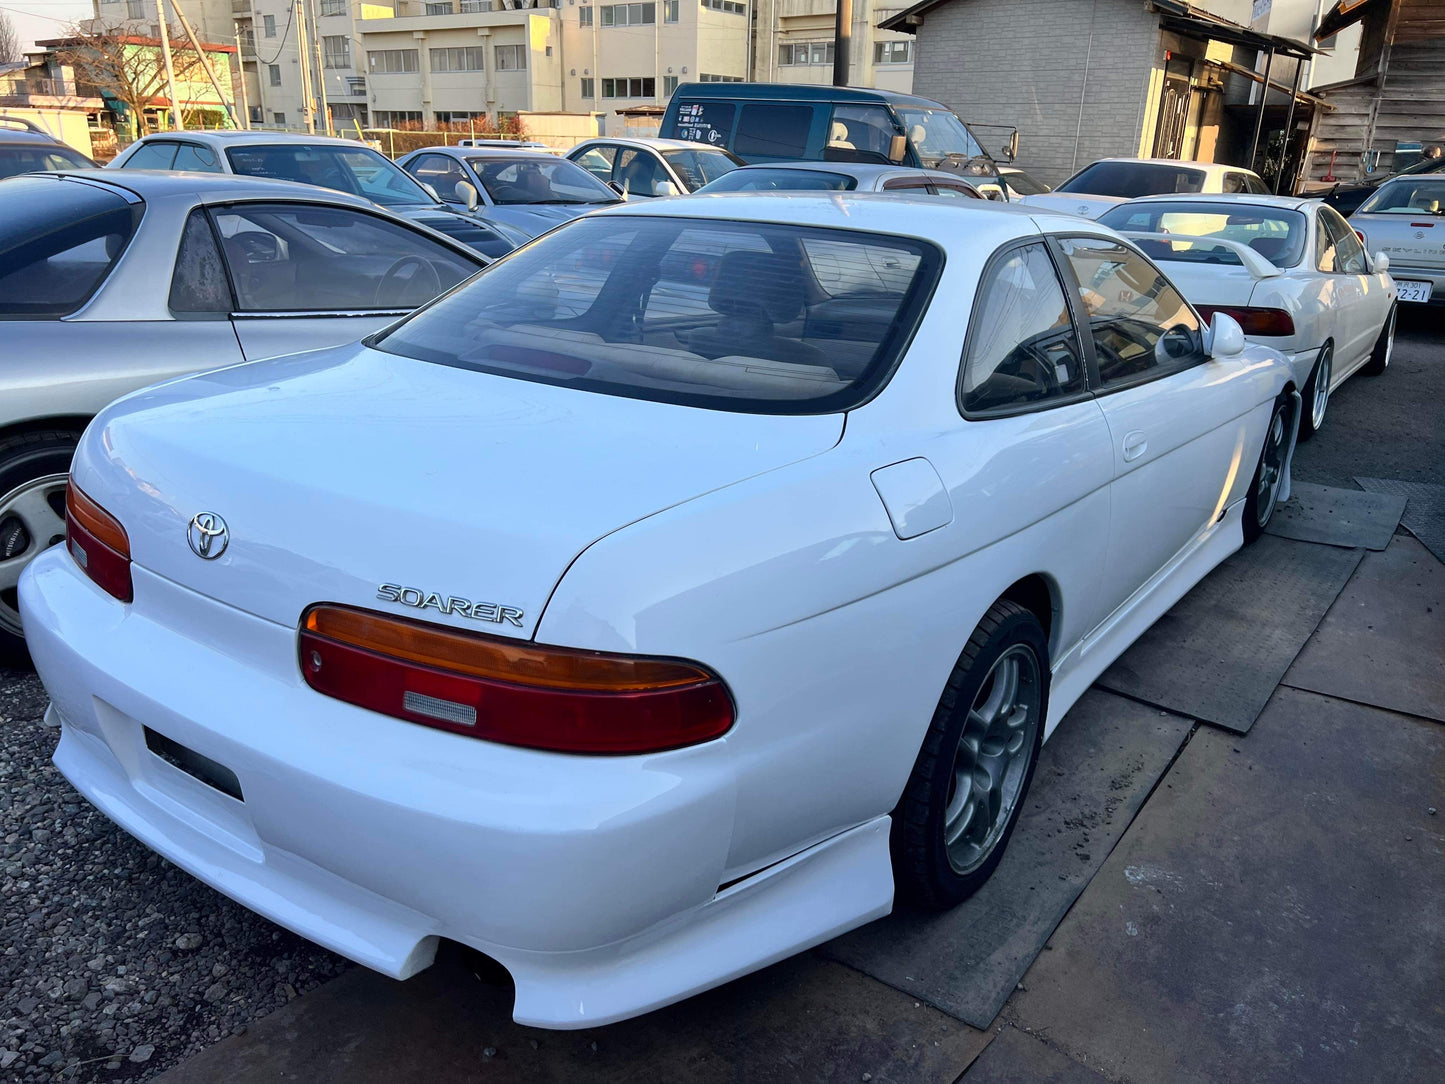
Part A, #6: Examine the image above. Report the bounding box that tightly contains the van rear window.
[734,105,814,158]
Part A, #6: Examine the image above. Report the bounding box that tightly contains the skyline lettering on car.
[376,583,524,626]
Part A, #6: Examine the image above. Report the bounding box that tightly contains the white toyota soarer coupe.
[20,194,1299,1028]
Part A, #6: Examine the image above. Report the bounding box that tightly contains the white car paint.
[19,195,1295,1029]
[1100,194,1396,428]
[1021,158,1270,219]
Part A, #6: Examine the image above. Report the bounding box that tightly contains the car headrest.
[828,122,854,149]
[709,251,805,323]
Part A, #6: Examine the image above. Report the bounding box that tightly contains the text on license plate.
[1396,280,1433,303]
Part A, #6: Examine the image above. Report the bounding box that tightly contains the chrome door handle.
[1122,431,1148,461]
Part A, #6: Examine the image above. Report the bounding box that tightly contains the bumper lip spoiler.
[1122,230,1285,279]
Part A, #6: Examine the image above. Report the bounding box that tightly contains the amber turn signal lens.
[65,478,133,603]
[67,479,130,556]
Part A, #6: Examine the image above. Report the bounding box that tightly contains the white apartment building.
[236,0,371,131]
[754,0,914,93]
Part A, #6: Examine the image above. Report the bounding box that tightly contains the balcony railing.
[0,77,90,98]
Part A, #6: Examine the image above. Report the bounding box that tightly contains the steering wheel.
[374,256,442,308]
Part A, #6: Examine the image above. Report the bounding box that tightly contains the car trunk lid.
[1357,213,1445,271]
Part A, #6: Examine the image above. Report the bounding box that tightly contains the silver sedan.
[0,169,486,651]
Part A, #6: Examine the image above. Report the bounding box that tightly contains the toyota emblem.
[187,512,229,560]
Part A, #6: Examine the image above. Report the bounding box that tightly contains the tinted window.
[827,104,898,164]
[661,147,740,189]
[1244,174,1271,195]
[572,145,618,181]
[213,203,477,312]
[407,153,470,201]
[121,141,179,170]
[963,242,1086,413]
[1058,236,1204,387]
[895,108,984,168]
[614,149,669,197]
[671,100,735,148]
[1059,161,1207,198]
[734,104,814,158]
[0,144,95,179]
[468,155,619,204]
[1357,177,1445,214]
[169,209,233,312]
[0,176,137,318]
[225,144,433,207]
[172,142,222,172]
[376,215,942,414]
[1002,171,1048,196]
[700,168,857,192]
[1099,201,1307,268]
[1320,207,1367,273]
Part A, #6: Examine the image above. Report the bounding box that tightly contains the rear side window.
[1058,161,1206,197]
[0,176,138,318]
[375,215,943,414]
[121,141,179,169]
[0,145,95,179]
[169,209,233,313]
[172,142,223,173]
[734,104,814,158]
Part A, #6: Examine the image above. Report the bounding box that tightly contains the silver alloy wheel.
[943,643,1042,875]
[1254,403,1289,529]
[0,473,68,637]
[1311,345,1333,431]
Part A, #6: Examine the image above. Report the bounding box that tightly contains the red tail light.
[65,479,133,603]
[1195,305,1296,337]
[299,605,734,754]
[1354,229,1367,244]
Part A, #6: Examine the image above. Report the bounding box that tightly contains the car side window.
[615,149,667,196]
[573,145,618,182]
[1321,207,1368,273]
[1222,173,1247,194]
[1244,174,1271,195]
[1314,211,1340,272]
[1057,236,1205,389]
[122,141,179,170]
[211,202,477,313]
[172,143,222,172]
[169,208,234,313]
[928,182,981,199]
[408,153,470,202]
[961,242,1087,414]
[881,176,930,191]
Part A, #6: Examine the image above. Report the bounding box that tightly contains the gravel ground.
[0,666,350,1083]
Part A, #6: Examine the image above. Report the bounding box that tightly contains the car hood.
[1355,213,1445,270]
[486,203,614,238]
[73,345,843,636]
[1018,192,1125,219]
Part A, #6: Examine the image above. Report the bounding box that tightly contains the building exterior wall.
[750,0,914,92]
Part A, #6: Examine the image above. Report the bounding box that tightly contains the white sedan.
[20,195,1298,1029]
[1100,194,1397,439]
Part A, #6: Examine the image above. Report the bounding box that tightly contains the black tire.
[1362,306,1395,376]
[1297,343,1331,442]
[0,430,81,660]
[1242,394,1292,545]
[891,600,1048,910]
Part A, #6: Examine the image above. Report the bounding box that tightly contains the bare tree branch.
[53,21,212,134]
[0,10,23,66]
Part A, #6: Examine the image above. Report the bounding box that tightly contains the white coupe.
[1099,194,1397,439]
[20,195,1299,1029]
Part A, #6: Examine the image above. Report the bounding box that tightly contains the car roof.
[670,82,952,110]
[575,136,729,152]
[128,131,375,149]
[400,146,560,161]
[37,168,381,208]
[1112,192,1315,211]
[1085,157,1260,176]
[723,162,969,181]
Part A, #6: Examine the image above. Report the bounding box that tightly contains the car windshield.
[0,176,138,317]
[0,143,94,179]
[375,215,941,414]
[700,168,857,192]
[1099,202,1308,268]
[1397,157,1445,177]
[662,147,742,189]
[1357,177,1445,215]
[896,108,984,168]
[1059,161,1207,197]
[467,156,619,204]
[225,144,435,207]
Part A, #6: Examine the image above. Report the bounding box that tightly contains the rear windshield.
[701,168,857,192]
[0,176,138,318]
[1002,171,1048,196]
[225,144,433,208]
[375,215,941,414]
[1099,201,1308,268]
[663,147,742,189]
[0,143,94,179]
[1059,161,1206,198]
[1357,178,1445,215]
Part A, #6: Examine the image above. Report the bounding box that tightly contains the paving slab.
[1098,534,1363,732]
[1356,476,1445,564]
[822,690,1191,1029]
[1006,686,1445,1084]
[962,1027,1109,1083]
[153,950,989,1084]
[1284,533,1445,723]
[1265,481,1405,550]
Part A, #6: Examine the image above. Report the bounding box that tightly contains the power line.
[255,3,297,66]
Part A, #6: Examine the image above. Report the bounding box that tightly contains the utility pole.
[169,0,240,128]
[294,0,316,133]
[306,0,332,135]
[233,22,252,128]
[831,0,852,87]
[155,0,184,129]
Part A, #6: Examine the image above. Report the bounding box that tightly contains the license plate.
[1396,280,1433,303]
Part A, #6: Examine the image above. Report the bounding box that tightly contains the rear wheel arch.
[998,573,1059,660]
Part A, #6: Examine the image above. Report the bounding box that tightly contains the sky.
[3,1,97,54]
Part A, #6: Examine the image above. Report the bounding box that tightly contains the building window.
[495,44,527,70]
[320,0,346,14]
[268,63,282,86]
[322,36,351,68]
[459,0,493,11]
[699,72,743,81]
[779,41,833,66]
[373,110,424,126]
[600,2,655,26]
[249,106,262,123]
[579,5,592,25]
[424,1,454,13]
[126,0,144,19]
[700,0,745,13]
[601,76,655,98]
[368,49,420,73]
[873,40,912,64]
[263,13,276,37]
[435,110,488,123]
[273,111,286,125]
[663,74,678,94]
[580,77,594,97]
[430,46,485,72]
[663,0,678,20]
